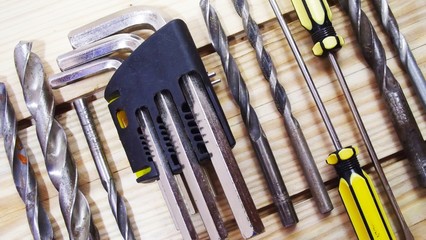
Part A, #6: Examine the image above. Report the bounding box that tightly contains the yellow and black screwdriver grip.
[291,0,344,56]
[327,146,395,239]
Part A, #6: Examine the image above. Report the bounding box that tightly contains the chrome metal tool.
[200,0,298,227]
[68,7,167,48]
[0,82,54,240]
[73,98,136,240]
[15,41,99,240]
[230,0,333,215]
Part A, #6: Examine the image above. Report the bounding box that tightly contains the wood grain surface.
[0,0,425,239]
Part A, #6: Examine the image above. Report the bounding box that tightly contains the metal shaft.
[231,0,332,214]
[14,41,99,240]
[182,74,264,238]
[371,0,426,109]
[338,0,426,188]
[0,83,53,240]
[200,0,298,227]
[156,92,227,240]
[136,108,198,240]
[269,0,343,150]
[328,53,413,239]
[73,98,135,240]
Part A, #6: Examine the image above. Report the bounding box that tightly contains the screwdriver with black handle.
[269,0,396,238]
[289,0,412,239]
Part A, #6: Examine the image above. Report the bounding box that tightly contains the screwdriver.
[269,0,395,238]
[289,0,412,238]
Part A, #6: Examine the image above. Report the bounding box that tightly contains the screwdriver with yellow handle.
[269,0,401,238]
[289,0,413,239]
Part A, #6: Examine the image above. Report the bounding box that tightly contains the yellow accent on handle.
[305,0,325,25]
[363,170,396,239]
[339,178,370,239]
[135,167,152,179]
[292,0,313,30]
[339,171,395,239]
[338,147,355,160]
[322,0,332,20]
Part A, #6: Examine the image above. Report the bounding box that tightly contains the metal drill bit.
[200,0,298,227]
[73,98,135,240]
[0,83,53,240]
[14,41,99,240]
[231,0,333,215]
[371,0,426,109]
[338,0,426,188]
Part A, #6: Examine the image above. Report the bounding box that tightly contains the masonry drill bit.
[371,0,426,109]
[200,0,298,227]
[0,83,53,240]
[14,41,99,240]
[73,98,135,240]
[231,0,333,215]
[338,0,426,188]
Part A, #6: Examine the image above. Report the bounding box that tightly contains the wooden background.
[1,0,425,239]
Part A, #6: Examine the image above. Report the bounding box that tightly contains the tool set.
[1,0,425,239]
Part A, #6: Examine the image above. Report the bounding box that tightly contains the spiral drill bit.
[14,41,99,240]
[231,0,332,214]
[337,0,426,188]
[200,0,298,227]
[73,98,135,240]
[371,0,426,109]
[0,83,53,240]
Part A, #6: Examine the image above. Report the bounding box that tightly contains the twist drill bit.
[338,0,426,188]
[231,0,333,214]
[14,41,99,240]
[73,98,135,240]
[371,0,426,109]
[200,0,298,227]
[0,83,53,240]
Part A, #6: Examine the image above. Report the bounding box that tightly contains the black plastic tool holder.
[105,19,235,183]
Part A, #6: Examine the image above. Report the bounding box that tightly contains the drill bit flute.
[0,83,53,240]
[231,0,333,215]
[337,0,426,188]
[14,41,99,240]
[200,0,298,227]
[371,0,426,109]
[73,98,135,240]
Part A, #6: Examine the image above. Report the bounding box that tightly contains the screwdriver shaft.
[338,0,426,188]
[14,41,99,240]
[73,98,135,240]
[269,0,342,150]
[231,0,332,214]
[200,0,298,227]
[371,0,426,109]
[0,83,53,240]
[328,53,413,239]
